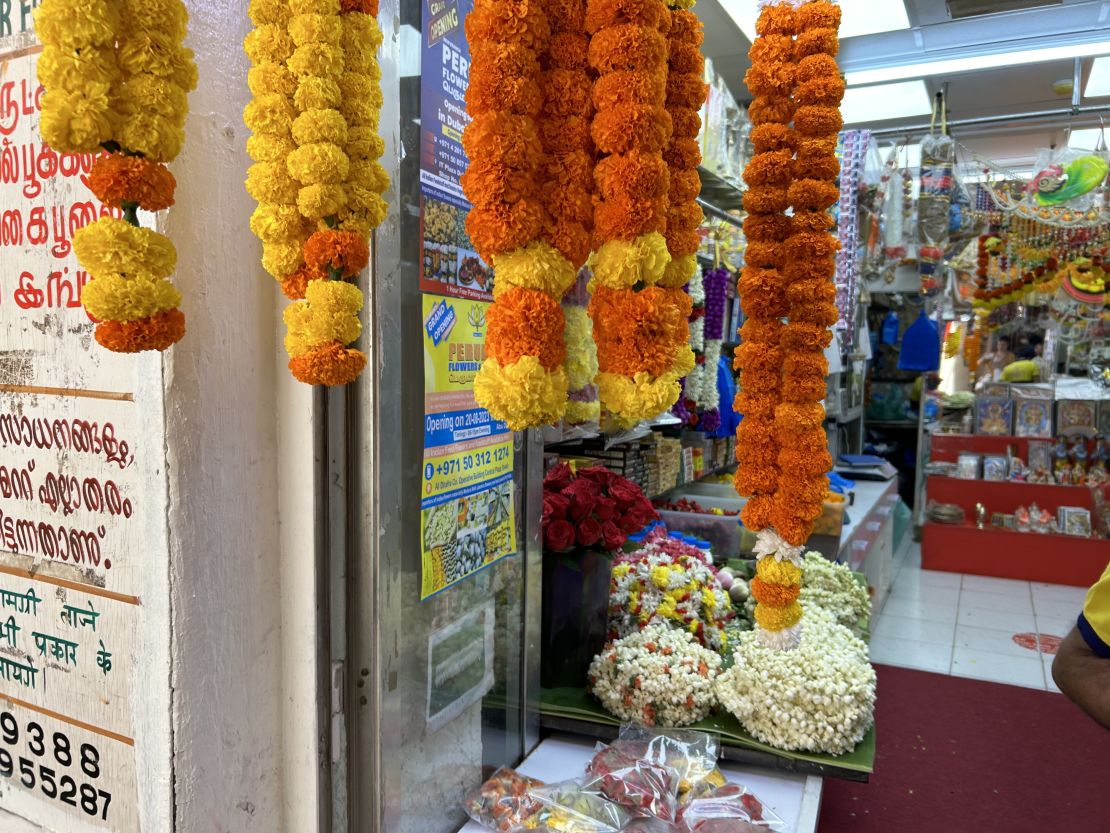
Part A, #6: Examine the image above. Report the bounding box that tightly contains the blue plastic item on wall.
[880,310,900,345]
[897,310,941,372]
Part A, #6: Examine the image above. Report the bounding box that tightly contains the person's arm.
[1053,626,1110,729]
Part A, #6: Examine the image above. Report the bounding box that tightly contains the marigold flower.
[248,134,296,163]
[751,577,802,608]
[89,155,177,212]
[289,12,343,46]
[263,241,307,279]
[589,232,670,290]
[744,61,796,98]
[466,200,546,263]
[663,136,702,171]
[549,32,590,69]
[545,219,592,268]
[466,43,544,116]
[303,230,370,278]
[288,342,367,386]
[744,150,795,188]
[594,194,667,243]
[794,104,843,137]
[585,0,664,35]
[795,28,839,60]
[791,210,835,235]
[251,0,292,24]
[744,213,793,243]
[295,76,343,110]
[796,75,846,108]
[743,241,782,269]
[39,88,115,153]
[595,151,670,202]
[466,1,551,51]
[589,23,668,73]
[596,370,682,424]
[785,230,840,261]
[741,495,775,532]
[81,274,181,323]
[664,227,701,261]
[95,307,186,353]
[340,0,379,13]
[592,70,667,110]
[750,123,796,153]
[779,375,829,404]
[74,218,177,280]
[592,104,673,155]
[795,0,842,32]
[281,264,325,300]
[292,108,349,145]
[747,95,794,125]
[486,288,567,370]
[740,317,784,345]
[474,356,569,431]
[659,254,697,289]
[776,474,829,505]
[735,466,779,496]
[743,186,790,215]
[755,2,796,36]
[542,70,593,119]
[788,178,841,211]
[284,280,363,356]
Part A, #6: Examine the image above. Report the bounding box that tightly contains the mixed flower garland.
[799,551,871,631]
[466,0,582,430]
[733,0,843,651]
[37,0,197,352]
[587,0,696,426]
[245,0,390,386]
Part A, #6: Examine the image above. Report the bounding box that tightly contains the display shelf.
[539,688,875,783]
[929,433,1049,462]
[926,475,1093,516]
[697,165,744,213]
[921,522,1108,587]
[457,736,824,833]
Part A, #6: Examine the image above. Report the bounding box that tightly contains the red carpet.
[819,664,1110,833]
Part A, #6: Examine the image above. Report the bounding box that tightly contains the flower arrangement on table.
[799,551,872,631]
[588,621,721,727]
[542,463,658,554]
[244,0,390,386]
[608,532,733,652]
[36,0,197,353]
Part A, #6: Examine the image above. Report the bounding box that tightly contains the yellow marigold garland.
[733,0,843,651]
[245,0,390,386]
[37,0,195,353]
[465,0,573,430]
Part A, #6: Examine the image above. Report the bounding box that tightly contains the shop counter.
[458,736,823,833]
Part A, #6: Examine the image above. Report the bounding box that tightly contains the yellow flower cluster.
[36,0,194,353]
[245,0,390,386]
[597,371,683,429]
[35,0,121,152]
[563,306,598,393]
[112,0,198,162]
[473,356,570,432]
[589,233,670,292]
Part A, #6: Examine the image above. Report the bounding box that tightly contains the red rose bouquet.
[543,463,658,553]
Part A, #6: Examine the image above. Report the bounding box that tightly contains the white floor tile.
[881,596,959,623]
[951,647,1046,689]
[889,583,961,607]
[958,606,1037,633]
[1031,582,1089,606]
[1043,657,1061,693]
[955,624,1039,659]
[1032,597,1085,622]
[1034,615,1076,638]
[916,569,963,588]
[960,588,1033,614]
[960,575,1033,597]
[874,613,957,645]
[870,635,953,674]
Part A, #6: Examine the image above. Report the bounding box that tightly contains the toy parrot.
[1032,155,1109,206]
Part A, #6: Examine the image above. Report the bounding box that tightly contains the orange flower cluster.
[750,576,801,608]
[464,1,575,429]
[660,2,706,289]
[540,0,594,269]
[89,154,177,212]
[733,1,797,533]
[770,0,843,547]
[587,0,697,424]
[95,308,186,354]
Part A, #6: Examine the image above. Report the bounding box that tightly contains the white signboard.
[0,17,170,833]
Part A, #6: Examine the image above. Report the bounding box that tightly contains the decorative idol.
[1054,437,1072,485]
[1089,436,1109,485]
[1071,437,1090,485]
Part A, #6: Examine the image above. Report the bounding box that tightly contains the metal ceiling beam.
[838,0,1110,77]
[867,102,1110,138]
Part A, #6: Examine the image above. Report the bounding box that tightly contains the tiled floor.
[869,541,1088,691]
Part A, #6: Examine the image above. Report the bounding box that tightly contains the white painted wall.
[165,2,321,832]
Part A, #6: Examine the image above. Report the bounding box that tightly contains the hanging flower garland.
[661,0,707,290]
[37,0,197,353]
[733,0,796,550]
[587,0,695,426]
[564,273,602,426]
[673,270,706,426]
[732,0,843,651]
[465,0,576,430]
[698,266,729,421]
[244,0,390,386]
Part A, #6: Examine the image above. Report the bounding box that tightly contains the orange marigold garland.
[659,1,706,290]
[466,0,574,430]
[587,0,695,426]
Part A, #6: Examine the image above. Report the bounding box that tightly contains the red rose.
[620,506,652,534]
[601,520,625,552]
[564,478,601,521]
[543,491,570,523]
[594,496,618,522]
[608,477,644,508]
[576,518,603,548]
[544,519,576,552]
[544,462,574,491]
[633,497,659,521]
[578,466,615,488]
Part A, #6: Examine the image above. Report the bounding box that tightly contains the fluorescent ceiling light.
[1086,56,1110,98]
[848,39,1110,86]
[719,0,909,43]
[1068,128,1106,150]
[841,81,932,124]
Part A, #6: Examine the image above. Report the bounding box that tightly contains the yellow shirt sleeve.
[1078,561,1110,658]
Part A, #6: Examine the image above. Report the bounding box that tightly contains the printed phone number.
[0,710,113,821]
[425,445,510,479]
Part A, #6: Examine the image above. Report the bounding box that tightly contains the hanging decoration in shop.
[917,96,954,296]
[244,0,390,386]
[464,0,580,430]
[732,0,843,651]
[835,129,869,336]
[36,0,197,353]
[587,0,696,427]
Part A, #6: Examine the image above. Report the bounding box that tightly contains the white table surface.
[837,479,898,557]
[459,735,822,833]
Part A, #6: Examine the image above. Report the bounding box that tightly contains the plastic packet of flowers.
[528,781,630,833]
[463,766,546,833]
[585,743,681,822]
[676,784,787,832]
[613,728,721,800]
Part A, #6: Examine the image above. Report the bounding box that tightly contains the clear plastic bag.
[614,727,720,802]
[677,784,787,832]
[622,821,683,833]
[586,743,680,821]
[463,767,546,833]
[530,781,630,833]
